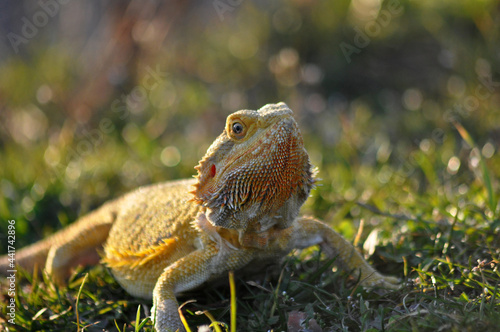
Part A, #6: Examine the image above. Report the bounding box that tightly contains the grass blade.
[179,300,196,332]
[229,271,237,332]
[134,305,150,331]
[76,273,88,332]
[453,121,497,216]
[203,310,223,332]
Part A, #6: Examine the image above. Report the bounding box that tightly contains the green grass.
[1,156,499,331]
[1,97,499,332]
[2,219,499,332]
[1,0,500,331]
[1,86,499,332]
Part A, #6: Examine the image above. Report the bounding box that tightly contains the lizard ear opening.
[210,164,216,177]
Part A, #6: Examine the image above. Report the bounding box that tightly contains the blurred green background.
[0,0,498,249]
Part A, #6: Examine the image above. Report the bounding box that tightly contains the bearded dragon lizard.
[0,102,399,331]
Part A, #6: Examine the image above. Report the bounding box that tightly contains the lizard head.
[191,102,315,231]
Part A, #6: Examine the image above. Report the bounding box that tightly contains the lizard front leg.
[152,242,255,332]
[274,217,400,289]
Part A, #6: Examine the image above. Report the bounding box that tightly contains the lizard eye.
[230,121,247,139]
[232,122,244,134]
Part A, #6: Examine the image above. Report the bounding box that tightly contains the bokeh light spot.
[161,146,181,167]
[447,156,460,174]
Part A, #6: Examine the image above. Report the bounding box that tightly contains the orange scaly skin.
[0,103,399,332]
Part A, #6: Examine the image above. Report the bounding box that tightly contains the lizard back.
[102,179,204,298]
